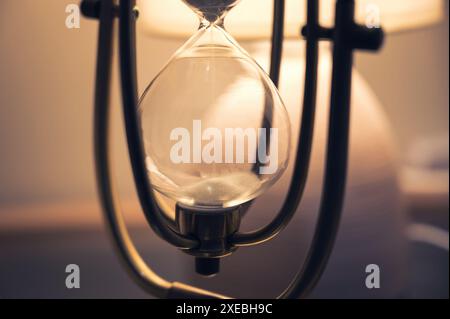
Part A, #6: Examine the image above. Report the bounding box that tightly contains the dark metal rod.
[118,0,197,248]
[231,0,319,246]
[269,0,285,87]
[249,0,285,177]
[92,0,227,299]
[93,0,172,298]
[279,0,355,298]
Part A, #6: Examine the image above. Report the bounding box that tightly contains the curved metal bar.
[231,0,319,246]
[279,0,357,298]
[118,0,197,249]
[269,0,285,87]
[93,0,171,298]
[246,1,285,216]
[93,0,227,299]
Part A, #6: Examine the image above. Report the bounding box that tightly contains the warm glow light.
[138,0,445,40]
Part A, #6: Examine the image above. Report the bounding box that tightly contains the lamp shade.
[138,0,445,40]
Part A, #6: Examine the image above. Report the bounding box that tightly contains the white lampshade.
[138,0,445,40]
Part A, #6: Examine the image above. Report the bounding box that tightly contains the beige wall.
[0,0,448,205]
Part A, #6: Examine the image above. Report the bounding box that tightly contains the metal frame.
[83,0,384,299]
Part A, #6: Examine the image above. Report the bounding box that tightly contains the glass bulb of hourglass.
[139,0,291,209]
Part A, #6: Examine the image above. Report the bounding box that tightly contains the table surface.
[0,201,447,299]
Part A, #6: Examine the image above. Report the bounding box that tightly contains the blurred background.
[0,0,448,298]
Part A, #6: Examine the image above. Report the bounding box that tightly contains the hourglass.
[138,0,292,278]
[81,0,384,298]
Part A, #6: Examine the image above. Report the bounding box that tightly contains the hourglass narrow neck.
[199,17,225,30]
[183,0,241,26]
